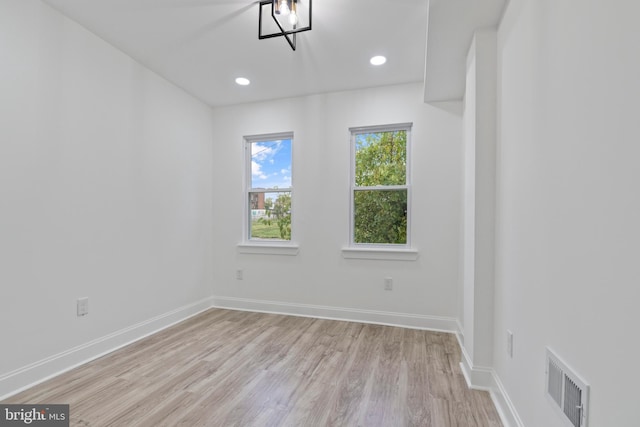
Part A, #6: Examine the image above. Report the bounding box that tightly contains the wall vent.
[545,348,589,427]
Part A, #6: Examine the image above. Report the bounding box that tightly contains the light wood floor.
[4,309,502,426]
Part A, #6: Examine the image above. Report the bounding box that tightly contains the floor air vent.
[545,348,589,427]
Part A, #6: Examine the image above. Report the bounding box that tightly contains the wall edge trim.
[212,296,458,333]
[458,343,525,427]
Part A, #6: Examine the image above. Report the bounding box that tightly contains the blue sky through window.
[251,139,292,189]
[355,133,378,148]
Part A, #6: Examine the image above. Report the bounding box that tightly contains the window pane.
[250,191,291,241]
[251,139,292,189]
[354,189,407,244]
[355,131,406,187]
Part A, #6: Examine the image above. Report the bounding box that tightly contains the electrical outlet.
[507,330,514,358]
[77,297,89,317]
[384,277,393,291]
[236,269,243,280]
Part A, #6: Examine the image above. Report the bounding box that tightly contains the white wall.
[462,30,497,376]
[462,53,477,356]
[494,0,640,425]
[0,0,213,395]
[211,84,463,323]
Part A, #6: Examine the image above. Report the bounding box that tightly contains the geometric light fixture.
[258,0,312,51]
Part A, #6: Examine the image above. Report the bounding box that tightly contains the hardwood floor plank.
[361,326,405,426]
[327,324,382,426]
[403,330,432,426]
[3,309,502,426]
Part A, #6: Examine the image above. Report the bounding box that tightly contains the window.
[244,133,293,243]
[350,123,411,246]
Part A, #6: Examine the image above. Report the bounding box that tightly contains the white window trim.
[237,244,299,256]
[239,132,298,255]
[341,246,418,261]
[346,123,414,258]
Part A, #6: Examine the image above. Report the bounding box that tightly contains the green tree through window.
[352,126,410,245]
[257,192,291,240]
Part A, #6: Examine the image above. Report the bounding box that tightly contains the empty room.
[1,0,638,426]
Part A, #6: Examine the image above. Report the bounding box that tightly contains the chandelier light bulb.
[262,0,311,51]
[279,1,290,16]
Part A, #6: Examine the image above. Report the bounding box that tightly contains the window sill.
[341,247,419,261]
[237,243,299,256]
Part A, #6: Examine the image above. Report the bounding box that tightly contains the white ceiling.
[41,0,506,108]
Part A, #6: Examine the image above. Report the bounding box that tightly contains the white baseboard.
[0,296,214,401]
[459,346,495,389]
[212,296,458,332]
[490,372,525,427]
[458,343,525,427]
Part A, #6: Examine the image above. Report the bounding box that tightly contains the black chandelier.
[258,0,312,51]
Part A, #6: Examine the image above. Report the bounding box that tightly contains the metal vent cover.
[545,348,589,427]
[547,356,563,407]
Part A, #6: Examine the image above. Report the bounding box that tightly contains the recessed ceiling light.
[370,55,387,66]
[235,77,250,86]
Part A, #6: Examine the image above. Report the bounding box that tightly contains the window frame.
[242,132,296,249]
[348,123,413,250]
